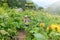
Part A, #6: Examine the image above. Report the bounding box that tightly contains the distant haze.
[31,0,60,8]
[47,1,60,15]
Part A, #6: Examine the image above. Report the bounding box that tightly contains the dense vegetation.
[0,6,60,40]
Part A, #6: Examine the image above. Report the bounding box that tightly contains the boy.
[24,15,30,27]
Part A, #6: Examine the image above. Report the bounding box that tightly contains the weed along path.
[16,30,27,40]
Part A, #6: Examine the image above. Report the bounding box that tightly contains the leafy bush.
[0,7,60,40]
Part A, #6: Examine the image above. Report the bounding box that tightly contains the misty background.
[27,0,60,8]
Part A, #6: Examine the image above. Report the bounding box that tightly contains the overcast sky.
[32,0,60,8]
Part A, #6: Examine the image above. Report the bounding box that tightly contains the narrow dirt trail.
[17,30,27,40]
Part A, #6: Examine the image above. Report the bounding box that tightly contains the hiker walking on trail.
[24,15,30,27]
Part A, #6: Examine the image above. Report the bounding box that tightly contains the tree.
[25,1,35,9]
[7,0,26,9]
[7,0,19,8]
[0,0,3,6]
[38,7,44,10]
